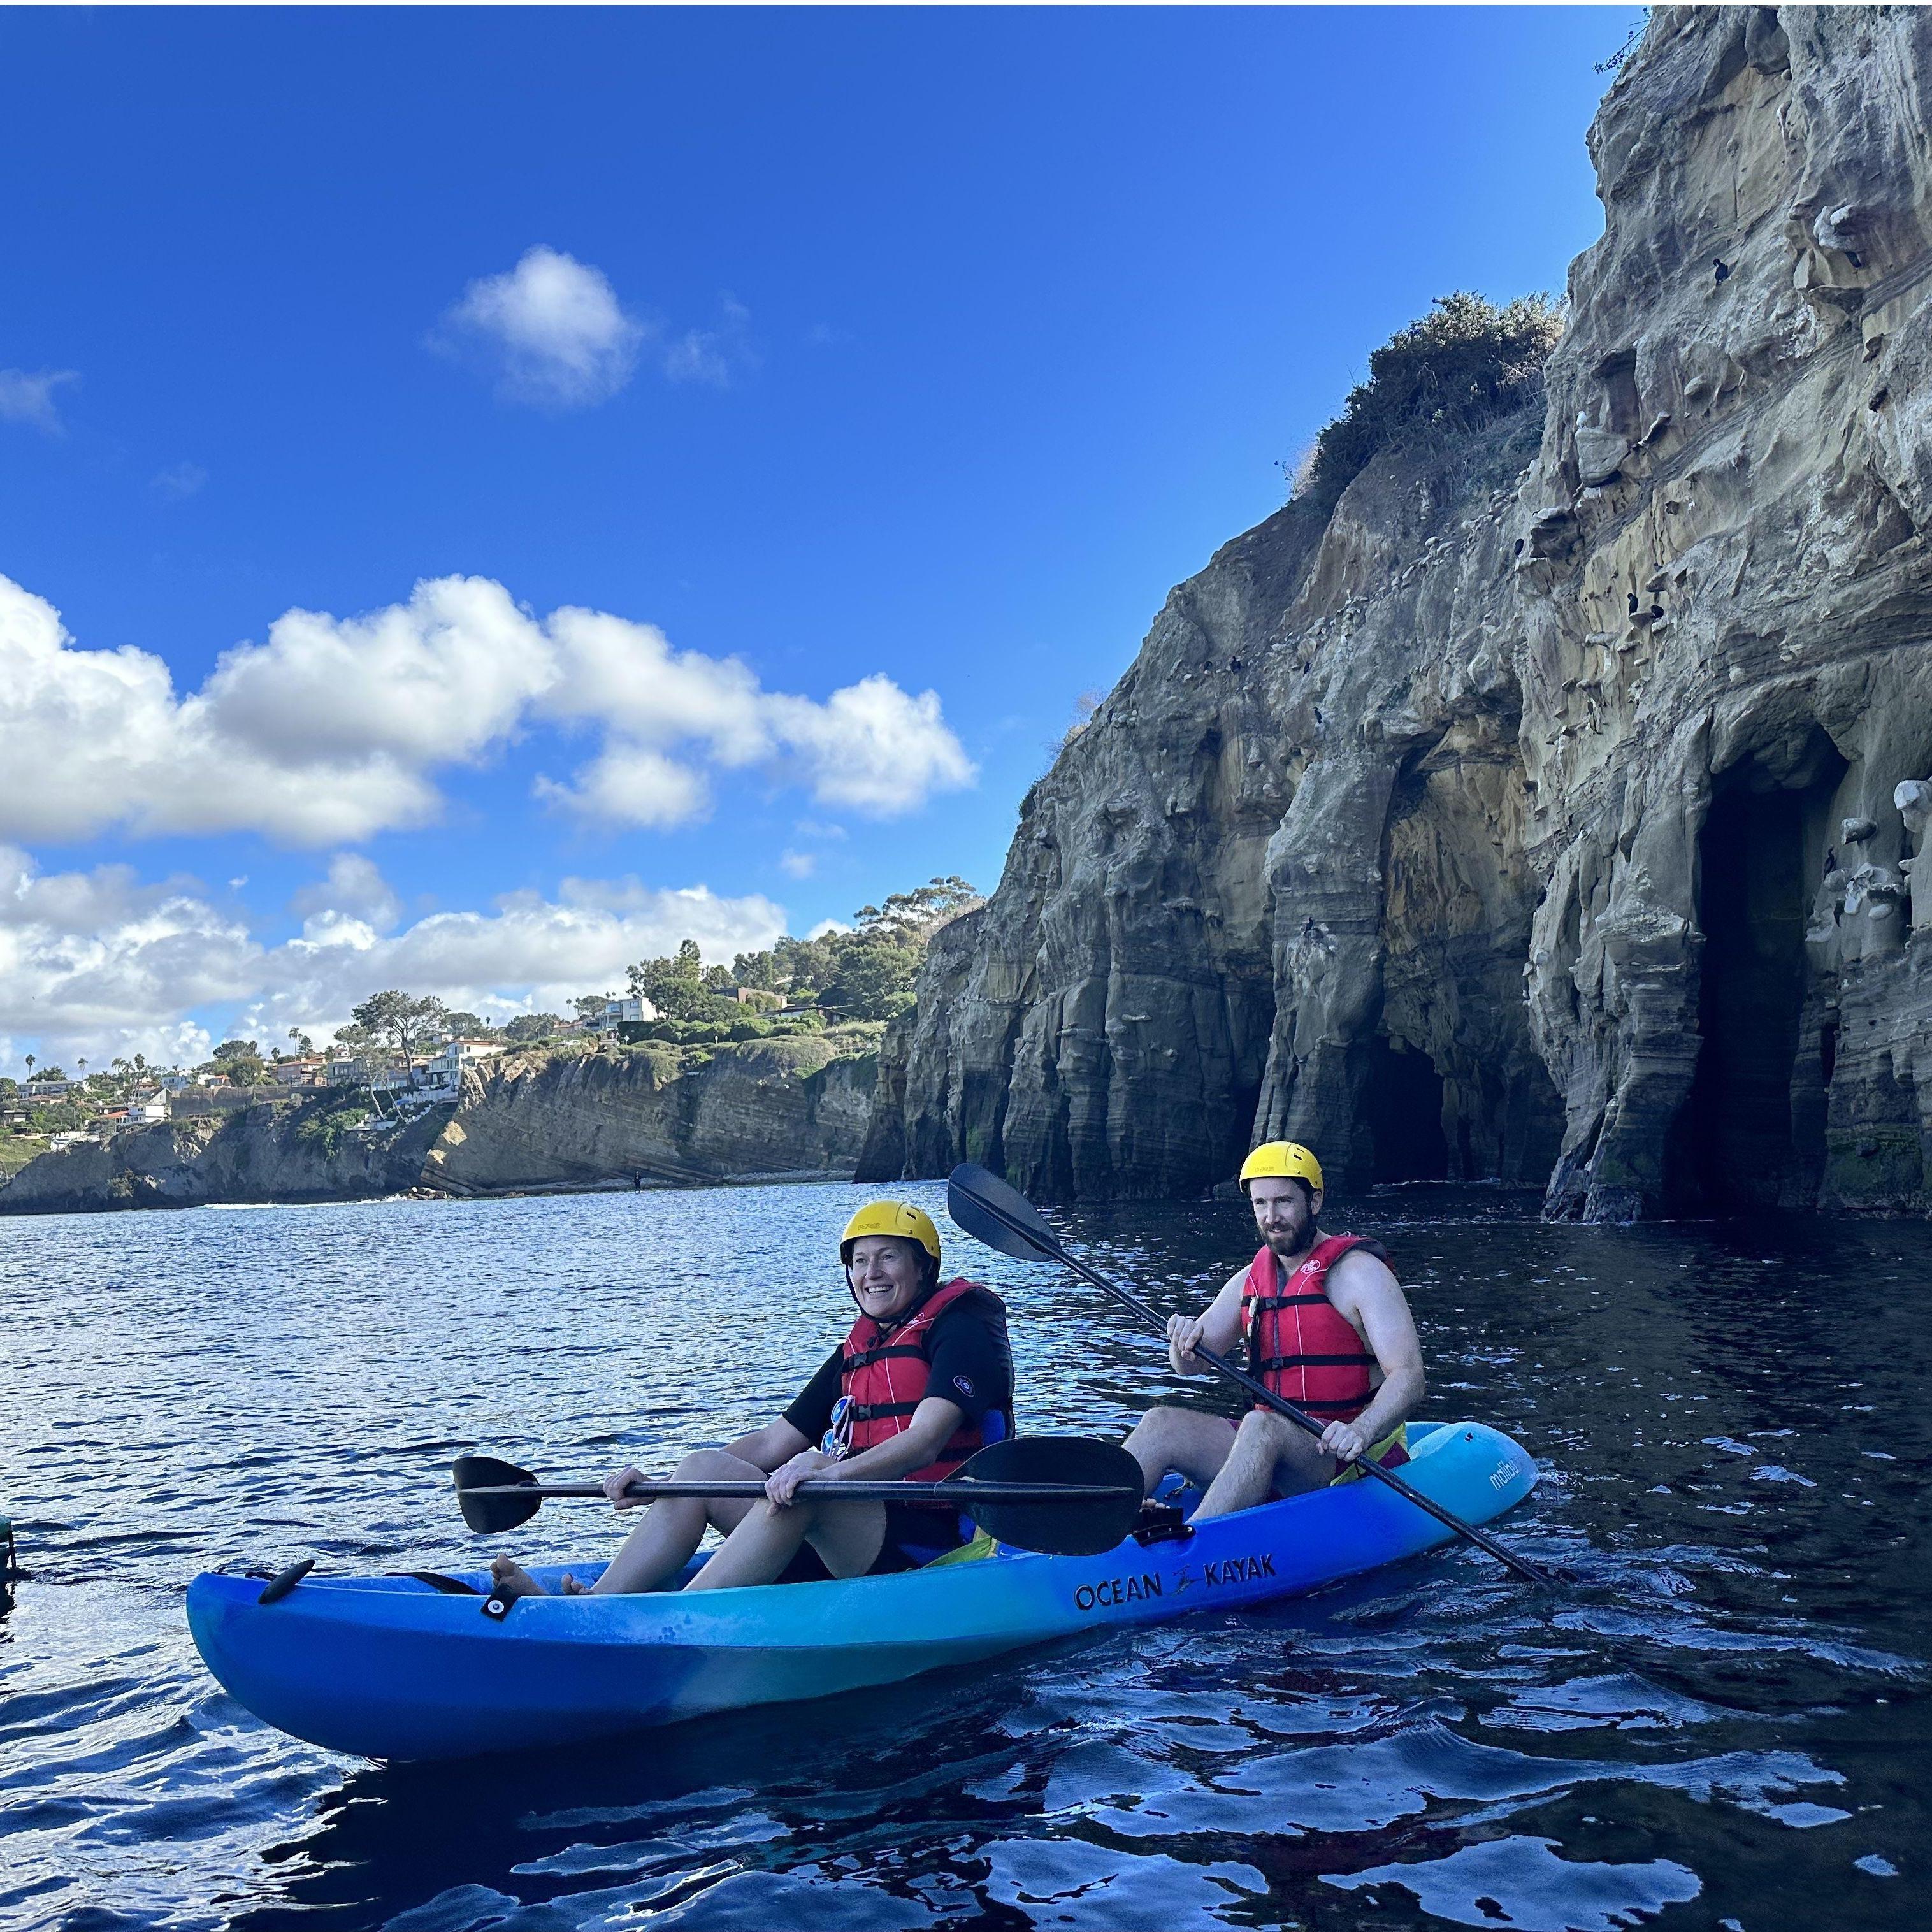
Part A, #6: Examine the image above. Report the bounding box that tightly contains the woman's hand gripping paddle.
[452,1436,1143,1557]
[944,1161,1555,1586]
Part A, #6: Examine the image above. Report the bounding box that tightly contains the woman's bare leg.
[487,1448,767,1601]
[593,1448,764,1594]
[683,1494,888,1592]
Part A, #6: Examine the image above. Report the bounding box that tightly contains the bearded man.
[1122,1142,1424,1518]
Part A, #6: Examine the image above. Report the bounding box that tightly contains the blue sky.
[0,6,1626,1071]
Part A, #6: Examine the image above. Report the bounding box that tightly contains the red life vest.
[836,1276,1009,1499]
[1240,1234,1391,1424]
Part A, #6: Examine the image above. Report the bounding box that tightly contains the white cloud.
[203,575,554,768]
[0,846,786,1074]
[0,368,78,434]
[0,847,257,1071]
[289,854,401,934]
[535,745,712,829]
[439,245,644,408]
[0,570,974,848]
[662,295,756,387]
[151,461,208,499]
[779,849,816,879]
[765,675,979,816]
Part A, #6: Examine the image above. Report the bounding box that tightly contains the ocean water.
[1,1181,1924,1931]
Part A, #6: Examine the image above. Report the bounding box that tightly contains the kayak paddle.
[946,1161,1554,1585]
[453,1434,1144,1557]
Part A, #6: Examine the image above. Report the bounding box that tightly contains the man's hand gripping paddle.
[945,1161,1555,1585]
[452,1436,1144,1558]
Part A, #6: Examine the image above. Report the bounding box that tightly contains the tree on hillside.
[349,991,448,1084]
[572,993,613,1023]
[854,876,980,942]
[287,1028,315,1055]
[443,1010,494,1040]
[626,939,714,1020]
[729,876,982,1021]
[211,1039,266,1086]
[504,1013,561,1044]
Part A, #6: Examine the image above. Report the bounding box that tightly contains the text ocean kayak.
[186,1418,1538,1762]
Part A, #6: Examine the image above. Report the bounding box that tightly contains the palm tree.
[24,1055,34,1077]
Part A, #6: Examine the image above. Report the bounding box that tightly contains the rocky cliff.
[0,1097,448,1215]
[0,1039,875,1214]
[420,1037,875,1194]
[863,6,1932,1220]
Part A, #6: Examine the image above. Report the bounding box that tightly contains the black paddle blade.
[454,1454,543,1534]
[948,1162,1067,1264]
[949,1436,1143,1556]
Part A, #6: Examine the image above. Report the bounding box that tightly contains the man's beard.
[1265,1220,1317,1260]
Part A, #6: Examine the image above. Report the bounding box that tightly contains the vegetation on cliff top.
[1293,291,1564,511]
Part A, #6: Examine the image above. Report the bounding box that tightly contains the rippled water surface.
[2,1181,1925,1930]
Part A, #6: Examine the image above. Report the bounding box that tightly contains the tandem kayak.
[187,1418,1538,1762]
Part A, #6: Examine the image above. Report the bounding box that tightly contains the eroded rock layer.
[865,6,1932,1219]
[0,1042,874,1214]
[0,1100,449,1215]
[422,1039,874,1194]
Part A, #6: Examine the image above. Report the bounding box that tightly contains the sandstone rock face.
[0,1043,875,1214]
[0,1099,445,1215]
[867,7,1932,1220]
[421,1041,875,1195]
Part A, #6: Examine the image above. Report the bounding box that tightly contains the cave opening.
[1360,1034,1450,1183]
[1683,776,1817,1211]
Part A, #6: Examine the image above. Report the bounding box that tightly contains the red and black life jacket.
[1239,1234,1391,1424]
[835,1277,1011,1501]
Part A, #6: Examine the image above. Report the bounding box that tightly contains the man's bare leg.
[1195,1409,1334,1518]
[1123,1406,1240,1497]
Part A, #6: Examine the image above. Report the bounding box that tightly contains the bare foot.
[488,1555,550,1601]
[560,1573,589,1596]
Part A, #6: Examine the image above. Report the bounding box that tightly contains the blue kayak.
[187,1418,1538,1762]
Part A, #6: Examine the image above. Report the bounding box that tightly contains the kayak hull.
[187,1419,1537,1761]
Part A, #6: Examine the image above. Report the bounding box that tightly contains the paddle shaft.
[958,1183,1552,1585]
[460,1477,1137,1505]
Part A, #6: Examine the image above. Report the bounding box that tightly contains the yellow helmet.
[1239,1141,1324,1193]
[840,1200,942,1266]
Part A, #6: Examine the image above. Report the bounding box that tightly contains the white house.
[127,1100,169,1124]
[589,996,658,1033]
[422,1039,506,1085]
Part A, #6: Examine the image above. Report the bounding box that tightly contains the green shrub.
[1297,291,1563,511]
[294,1100,372,1157]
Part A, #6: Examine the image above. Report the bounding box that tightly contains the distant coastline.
[0,1034,878,1216]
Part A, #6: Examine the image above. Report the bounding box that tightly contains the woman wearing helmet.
[1121,1141,1424,1520]
[487,1201,1013,1602]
